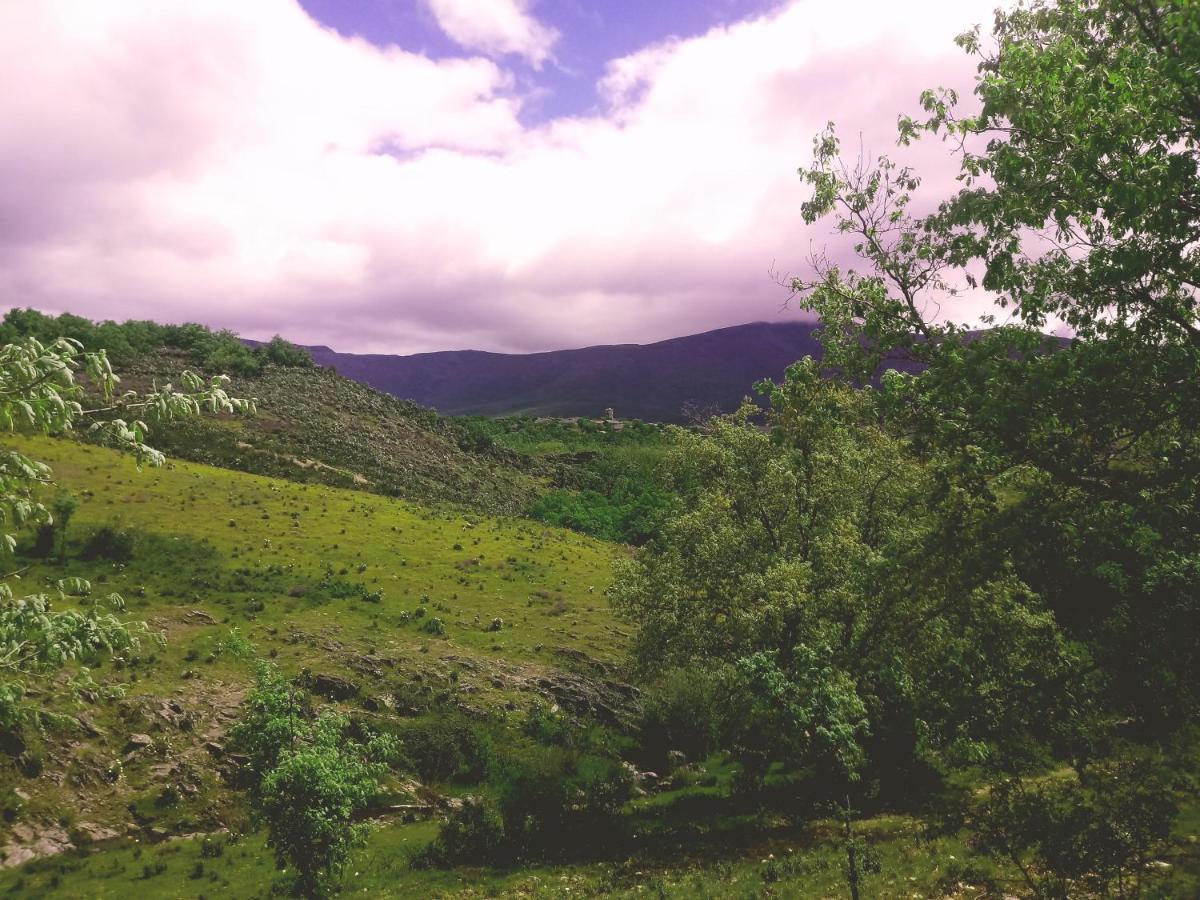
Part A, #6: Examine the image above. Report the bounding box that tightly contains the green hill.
[112,348,542,516]
[0,436,630,887]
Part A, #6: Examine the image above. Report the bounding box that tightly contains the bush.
[422,745,633,867]
[416,797,506,867]
[972,756,1177,898]
[259,335,313,368]
[639,665,732,769]
[29,523,56,558]
[396,716,491,783]
[80,525,135,562]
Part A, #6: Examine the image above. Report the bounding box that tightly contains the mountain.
[302,321,831,423]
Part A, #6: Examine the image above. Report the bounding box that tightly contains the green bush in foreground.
[231,661,398,898]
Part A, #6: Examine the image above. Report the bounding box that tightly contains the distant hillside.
[302,321,833,423]
[111,349,541,515]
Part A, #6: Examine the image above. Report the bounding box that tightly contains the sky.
[0,0,1001,354]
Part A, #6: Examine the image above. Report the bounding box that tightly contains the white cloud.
[0,0,1000,354]
[423,0,558,67]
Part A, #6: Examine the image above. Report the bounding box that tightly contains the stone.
[310,673,359,700]
[123,733,154,753]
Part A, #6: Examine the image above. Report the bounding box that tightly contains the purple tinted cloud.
[0,0,998,354]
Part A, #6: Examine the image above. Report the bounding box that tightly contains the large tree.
[611,362,1082,795]
[792,0,1200,732]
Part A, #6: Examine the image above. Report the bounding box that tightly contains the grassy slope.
[3,436,1197,898]
[0,436,624,879]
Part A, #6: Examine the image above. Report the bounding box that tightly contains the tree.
[0,334,253,731]
[791,0,1200,734]
[231,662,397,898]
[610,362,1082,799]
[49,492,77,560]
[259,714,392,898]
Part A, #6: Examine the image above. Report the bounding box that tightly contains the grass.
[3,433,1197,898]
[0,434,625,880]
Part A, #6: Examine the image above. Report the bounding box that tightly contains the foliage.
[420,744,633,867]
[229,660,309,786]
[393,714,492,783]
[0,334,251,731]
[0,589,145,731]
[232,662,397,897]
[258,713,393,897]
[0,308,313,374]
[971,756,1177,898]
[49,492,77,559]
[611,359,1089,798]
[79,524,135,562]
[458,415,673,544]
[638,665,734,768]
[791,0,1200,732]
[748,0,1200,883]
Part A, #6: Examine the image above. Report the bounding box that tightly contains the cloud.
[423,0,558,67]
[0,0,999,354]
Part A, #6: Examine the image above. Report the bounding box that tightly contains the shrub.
[29,523,56,558]
[416,797,506,867]
[423,745,633,867]
[639,665,732,768]
[396,716,490,783]
[80,525,135,562]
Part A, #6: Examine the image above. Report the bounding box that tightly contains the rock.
[74,822,119,843]
[123,733,154,753]
[487,617,503,632]
[309,673,359,700]
[185,609,217,624]
[1,847,36,868]
[0,824,73,869]
[204,741,225,757]
[75,715,103,738]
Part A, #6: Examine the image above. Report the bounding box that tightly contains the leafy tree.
[260,335,314,368]
[0,334,253,730]
[231,662,397,897]
[791,0,1200,733]
[610,362,1081,797]
[49,492,77,559]
[229,660,309,786]
[259,713,394,898]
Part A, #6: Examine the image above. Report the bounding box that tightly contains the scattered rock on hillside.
[123,733,154,753]
[307,672,359,700]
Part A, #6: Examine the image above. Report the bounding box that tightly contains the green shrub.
[639,665,733,768]
[80,525,135,562]
[416,797,506,867]
[396,716,491,783]
[422,745,633,867]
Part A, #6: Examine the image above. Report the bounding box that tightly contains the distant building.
[604,407,615,421]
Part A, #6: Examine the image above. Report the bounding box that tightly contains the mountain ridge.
[298,320,830,423]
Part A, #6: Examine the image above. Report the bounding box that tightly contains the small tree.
[50,492,78,560]
[231,662,397,897]
[259,714,391,897]
[0,335,253,730]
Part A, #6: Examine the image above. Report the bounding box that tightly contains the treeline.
[0,308,313,374]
